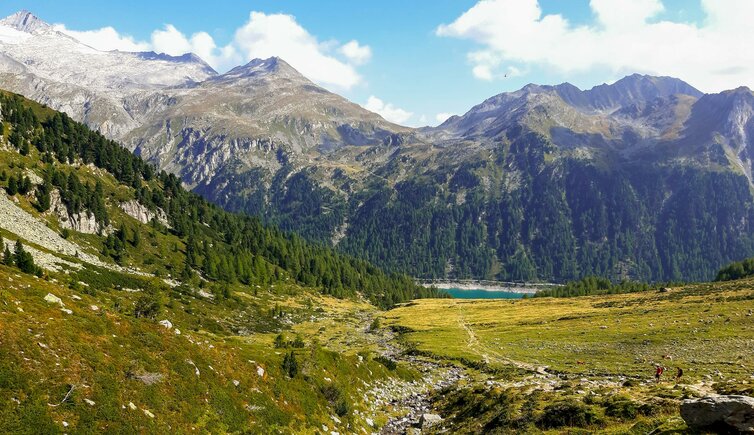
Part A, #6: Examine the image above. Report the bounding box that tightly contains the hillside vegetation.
[0,91,437,308]
[0,91,446,432]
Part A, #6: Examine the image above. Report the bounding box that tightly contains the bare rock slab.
[681,395,754,433]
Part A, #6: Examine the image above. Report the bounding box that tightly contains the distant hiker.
[676,367,683,383]
[655,365,664,382]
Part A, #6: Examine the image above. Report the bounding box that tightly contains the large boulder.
[681,395,754,433]
[420,413,443,429]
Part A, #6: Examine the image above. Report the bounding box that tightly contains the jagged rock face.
[49,190,101,234]
[119,200,168,227]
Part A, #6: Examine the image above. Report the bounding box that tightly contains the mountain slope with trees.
[3,11,754,283]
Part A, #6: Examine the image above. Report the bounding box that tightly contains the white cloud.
[53,24,150,52]
[150,25,239,71]
[435,112,456,123]
[53,11,368,90]
[232,12,361,89]
[339,40,372,65]
[363,95,413,124]
[436,0,754,92]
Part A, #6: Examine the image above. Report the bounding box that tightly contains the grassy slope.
[0,100,419,433]
[384,281,754,433]
[0,264,412,434]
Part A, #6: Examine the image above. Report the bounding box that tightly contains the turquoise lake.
[445,288,529,299]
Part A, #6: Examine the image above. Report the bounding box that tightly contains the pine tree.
[36,180,52,212]
[13,240,37,274]
[19,140,30,156]
[282,351,298,378]
[2,246,12,266]
[6,175,17,195]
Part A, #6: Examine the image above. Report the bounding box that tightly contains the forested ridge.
[208,128,754,284]
[0,91,438,308]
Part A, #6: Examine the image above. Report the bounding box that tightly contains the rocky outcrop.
[420,413,443,429]
[681,395,754,433]
[49,189,101,234]
[119,199,168,226]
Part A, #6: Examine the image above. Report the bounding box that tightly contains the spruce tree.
[2,246,12,266]
[282,351,298,378]
[6,175,17,195]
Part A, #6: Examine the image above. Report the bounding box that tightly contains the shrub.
[374,355,397,371]
[537,400,599,429]
[133,292,161,319]
[274,333,287,348]
[291,335,305,348]
[603,395,639,420]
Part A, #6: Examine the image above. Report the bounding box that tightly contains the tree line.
[0,92,440,308]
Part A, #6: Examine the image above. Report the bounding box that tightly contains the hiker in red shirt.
[655,365,664,382]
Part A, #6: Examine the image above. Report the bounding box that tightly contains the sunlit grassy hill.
[383,280,754,433]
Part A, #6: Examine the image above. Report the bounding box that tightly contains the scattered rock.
[233,380,240,387]
[44,293,63,306]
[128,402,137,410]
[90,305,99,311]
[158,319,173,329]
[681,395,754,433]
[420,413,443,429]
[127,371,164,385]
[257,366,265,377]
[84,399,95,406]
[71,295,82,300]
[143,409,154,418]
[60,308,72,315]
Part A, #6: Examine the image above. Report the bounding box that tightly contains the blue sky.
[2,1,748,127]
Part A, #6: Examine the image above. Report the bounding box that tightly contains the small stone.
[257,366,265,377]
[158,320,172,329]
[233,380,240,387]
[90,305,99,311]
[143,409,154,418]
[61,308,72,315]
[128,402,137,410]
[84,399,95,406]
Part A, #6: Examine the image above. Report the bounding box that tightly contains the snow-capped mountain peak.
[0,10,51,34]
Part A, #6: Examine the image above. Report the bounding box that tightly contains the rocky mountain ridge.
[3,10,754,283]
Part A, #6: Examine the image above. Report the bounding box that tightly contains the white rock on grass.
[158,320,173,329]
[44,293,63,306]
